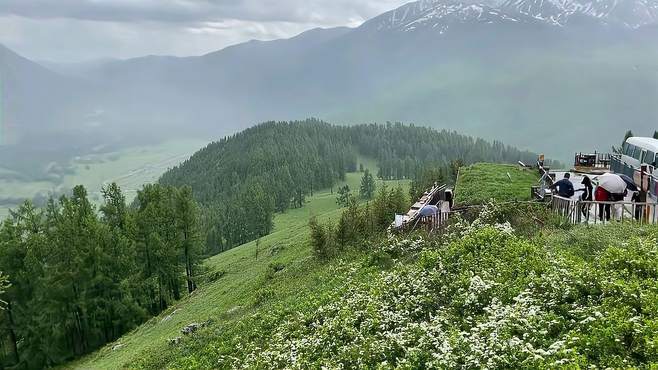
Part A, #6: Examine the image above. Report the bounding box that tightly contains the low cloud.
[0,0,410,62]
[0,0,409,24]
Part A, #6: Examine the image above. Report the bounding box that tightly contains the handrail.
[551,195,658,225]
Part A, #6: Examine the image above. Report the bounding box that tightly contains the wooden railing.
[396,200,451,233]
[417,210,451,233]
[551,195,658,225]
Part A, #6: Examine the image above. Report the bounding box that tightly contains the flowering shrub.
[143,211,658,369]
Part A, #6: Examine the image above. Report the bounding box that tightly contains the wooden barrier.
[418,209,451,233]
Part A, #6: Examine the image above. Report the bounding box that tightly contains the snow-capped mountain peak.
[360,0,658,32]
[502,0,658,27]
[360,0,517,32]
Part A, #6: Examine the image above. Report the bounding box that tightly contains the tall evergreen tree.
[336,185,352,207]
[359,169,376,200]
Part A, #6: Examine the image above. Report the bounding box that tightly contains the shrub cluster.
[137,205,658,369]
[310,184,407,259]
[236,218,658,368]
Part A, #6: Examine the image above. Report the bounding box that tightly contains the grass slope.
[70,162,408,369]
[86,189,658,368]
[455,163,539,205]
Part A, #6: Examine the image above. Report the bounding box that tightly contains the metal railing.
[551,195,658,225]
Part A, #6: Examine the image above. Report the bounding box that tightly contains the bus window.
[625,144,636,157]
[633,146,643,160]
[622,142,630,155]
[648,151,657,166]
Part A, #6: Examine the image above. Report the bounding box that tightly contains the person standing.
[595,185,611,222]
[632,190,646,221]
[550,173,575,198]
[579,176,593,218]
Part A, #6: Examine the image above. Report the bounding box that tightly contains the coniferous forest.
[0,119,547,367]
[0,184,202,367]
[161,119,547,254]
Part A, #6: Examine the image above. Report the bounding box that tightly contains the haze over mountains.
[2,0,658,175]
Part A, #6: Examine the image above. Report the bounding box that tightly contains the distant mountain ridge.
[1,0,658,174]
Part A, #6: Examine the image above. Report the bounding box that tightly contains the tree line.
[161,119,548,256]
[0,183,202,368]
[160,119,358,255]
[348,122,553,180]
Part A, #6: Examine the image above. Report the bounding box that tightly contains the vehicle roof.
[626,137,658,152]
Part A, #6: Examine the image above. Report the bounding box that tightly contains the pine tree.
[336,185,352,207]
[359,169,376,200]
[175,186,201,294]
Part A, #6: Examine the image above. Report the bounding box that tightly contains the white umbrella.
[597,173,627,194]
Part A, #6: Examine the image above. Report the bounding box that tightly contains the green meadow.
[455,163,540,205]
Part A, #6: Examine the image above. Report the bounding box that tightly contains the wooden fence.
[395,200,451,233]
[417,210,451,233]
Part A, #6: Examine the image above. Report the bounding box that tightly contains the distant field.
[69,160,409,369]
[0,139,207,217]
[455,163,540,205]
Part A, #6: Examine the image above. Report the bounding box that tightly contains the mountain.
[0,44,101,177]
[362,0,658,32]
[3,0,658,172]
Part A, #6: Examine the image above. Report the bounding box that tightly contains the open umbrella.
[419,205,439,217]
[597,173,627,194]
[617,174,639,192]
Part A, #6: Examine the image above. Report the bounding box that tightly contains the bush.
[236,216,658,368]
[309,216,337,259]
[311,184,409,260]
[138,202,658,369]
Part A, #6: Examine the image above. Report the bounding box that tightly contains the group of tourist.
[550,173,639,221]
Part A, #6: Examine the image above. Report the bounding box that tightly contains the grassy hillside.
[70,163,409,369]
[455,163,540,205]
[78,194,658,369]
[71,162,658,369]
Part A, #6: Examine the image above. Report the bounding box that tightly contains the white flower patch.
[379,236,427,255]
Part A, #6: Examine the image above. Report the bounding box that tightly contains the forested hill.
[159,119,547,254]
[161,120,357,210]
[161,119,545,204]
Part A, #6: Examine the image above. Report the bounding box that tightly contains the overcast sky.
[0,0,411,63]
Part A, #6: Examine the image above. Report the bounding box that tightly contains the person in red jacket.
[595,185,611,221]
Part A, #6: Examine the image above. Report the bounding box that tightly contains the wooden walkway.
[392,184,452,233]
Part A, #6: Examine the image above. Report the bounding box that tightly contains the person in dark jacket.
[579,176,593,217]
[550,173,575,198]
[632,191,644,221]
